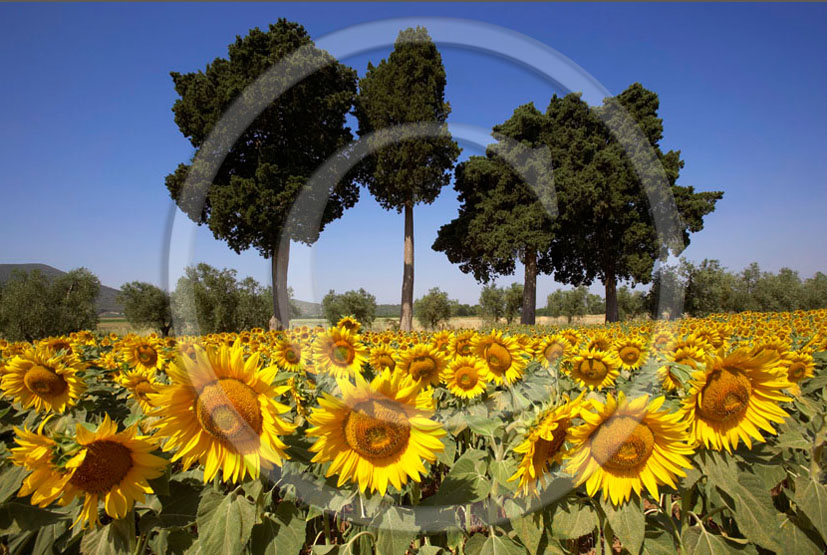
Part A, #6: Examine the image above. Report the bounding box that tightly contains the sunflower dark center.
[331,341,355,366]
[344,399,411,460]
[455,366,478,389]
[134,380,156,401]
[619,347,640,364]
[591,417,654,471]
[543,343,564,363]
[24,365,67,397]
[195,379,262,452]
[136,345,158,366]
[457,341,472,356]
[409,356,436,381]
[69,440,133,494]
[698,369,751,423]
[284,346,300,363]
[486,343,512,374]
[787,363,805,382]
[578,358,608,381]
[532,420,569,469]
[376,355,395,371]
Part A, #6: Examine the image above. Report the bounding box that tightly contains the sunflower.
[566,349,621,390]
[60,416,168,528]
[536,334,569,368]
[430,330,453,353]
[657,345,706,393]
[11,419,69,508]
[587,333,612,352]
[272,337,306,372]
[780,351,815,395]
[121,337,166,373]
[472,331,528,386]
[650,330,674,352]
[1,347,86,413]
[306,370,445,495]
[115,369,161,413]
[678,349,791,452]
[369,344,398,373]
[313,326,367,379]
[565,392,694,506]
[614,338,647,371]
[337,316,362,333]
[510,394,583,497]
[149,343,295,483]
[397,344,448,388]
[448,331,476,358]
[442,356,489,399]
[38,336,76,357]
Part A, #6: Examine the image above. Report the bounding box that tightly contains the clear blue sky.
[2,3,825,305]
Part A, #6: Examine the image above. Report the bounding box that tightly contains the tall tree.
[433,104,555,325]
[414,288,453,330]
[546,85,723,321]
[322,288,377,327]
[165,20,359,329]
[118,282,173,336]
[355,27,460,331]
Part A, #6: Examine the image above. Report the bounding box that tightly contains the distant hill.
[0,263,123,314]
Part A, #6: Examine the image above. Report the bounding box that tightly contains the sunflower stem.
[323,513,332,544]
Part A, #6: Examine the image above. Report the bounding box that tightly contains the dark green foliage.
[321,289,377,327]
[165,20,359,327]
[478,285,506,323]
[544,84,723,321]
[616,286,646,320]
[546,287,588,323]
[433,103,554,325]
[0,268,100,341]
[355,26,460,331]
[172,264,295,334]
[413,288,452,330]
[118,282,173,336]
[504,283,524,324]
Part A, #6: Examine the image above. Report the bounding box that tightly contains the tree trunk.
[400,202,414,332]
[521,250,537,325]
[605,272,619,323]
[270,236,291,331]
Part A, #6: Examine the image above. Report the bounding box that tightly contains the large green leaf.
[371,507,417,555]
[421,449,488,506]
[722,473,782,552]
[601,497,644,555]
[150,529,195,555]
[465,533,526,555]
[0,501,68,535]
[680,527,747,555]
[194,487,257,555]
[31,520,69,555]
[80,513,136,555]
[795,476,827,543]
[549,500,598,540]
[0,465,27,504]
[250,501,306,555]
[776,513,824,555]
[139,478,203,532]
[510,510,544,554]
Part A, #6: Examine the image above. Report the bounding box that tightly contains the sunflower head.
[442,356,490,399]
[397,343,447,388]
[0,347,87,413]
[614,338,647,371]
[369,344,398,373]
[567,349,621,390]
[536,334,569,368]
[471,331,528,386]
[313,326,367,379]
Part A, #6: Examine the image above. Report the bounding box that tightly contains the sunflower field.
[0,311,826,554]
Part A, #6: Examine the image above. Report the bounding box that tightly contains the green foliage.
[616,286,646,320]
[164,20,359,327]
[478,284,505,323]
[414,287,452,330]
[172,263,297,334]
[546,287,588,323]
[322,288,377,327]
[117,282,172,336]
[504,283,524,324]
[0,268,100,341]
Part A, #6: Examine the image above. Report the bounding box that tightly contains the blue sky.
[1,3,825,305]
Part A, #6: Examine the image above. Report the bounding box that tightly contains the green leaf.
[194,488,257,555]
[0,465,28,503]
[249,500,306,555]
[435,434,457,466]
[0,501,68,535]
[641,527,677,555]
[776,513,824,555]
[510,511,544,554]
[723,473,782,552]
[422,449,488,506]
[549,500,598,540]
[31,520,69,555]
[795,476,827,543]
[681,526,746,555]
[371,507,417,555]
[467,415,504,437]
[80,513,137,555]
[465,533,527,555]
[416,546,443,555]
[150,529,195,555]
[601,496,644,555]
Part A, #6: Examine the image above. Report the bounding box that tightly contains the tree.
[803,272,827,310]
[546,85,723,321]
[0,268,99,341]
[322,288,377,327]
[586,293,606,315]
[433,104,555,325]
[504,283,524,324]
[616,286,646,320]
[546,287,587,323]
[478,285,506,323]
[355,27,460,332]
[682,259,738,316]
[414,288,452,330]
[118,282,173,336]
[165,20,360,330]
[647,264,685,319]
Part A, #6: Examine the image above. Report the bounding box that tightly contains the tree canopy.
[118,282,173,336]
[414,288,452,330]
[165,20,359,329]
[322,288,377,327]
[355,26,460,331]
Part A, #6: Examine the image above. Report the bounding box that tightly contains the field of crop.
[1,310,826,554]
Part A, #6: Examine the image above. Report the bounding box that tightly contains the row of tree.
[164,20,722,332]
